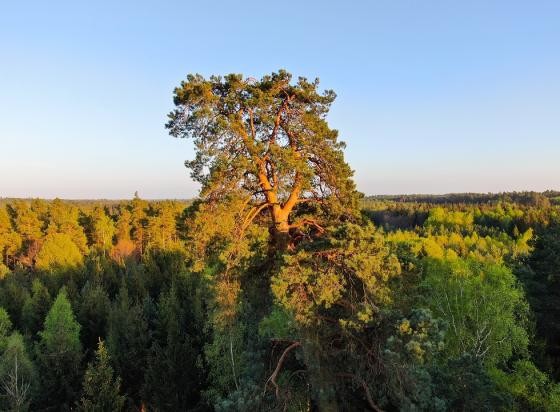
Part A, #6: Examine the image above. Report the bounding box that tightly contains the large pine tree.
[167,70,359,251]
[167,71,397,411]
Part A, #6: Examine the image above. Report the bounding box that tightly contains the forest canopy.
[0,71,559,411]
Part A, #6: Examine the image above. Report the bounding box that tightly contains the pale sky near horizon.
[1,1,559,199]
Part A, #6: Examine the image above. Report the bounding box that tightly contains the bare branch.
[263,341,301,398]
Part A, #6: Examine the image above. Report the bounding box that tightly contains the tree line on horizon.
[0,70,559,411]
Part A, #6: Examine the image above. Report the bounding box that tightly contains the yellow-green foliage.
[387,308,446,364]
[0,264,8,278]
[475,202,524,231]
[425,207,474,231]
[0,191,557,411]
[421,258,529,366]
[185,195,268,274]
[145,201,184,250]
[35,233,83,271]
[0,208,22,265]
[490,360,560,411]
[11,200,43,242]
[387,226,533,264]
[91,207,115,251]
[272,223,401,326]
[46,199,89,253]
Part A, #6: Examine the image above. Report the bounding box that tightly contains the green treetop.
[38,288,81,359]
[91,207,116,253]
[11,201,42,242]
[46,199,89,253]
[36,288,82,410]
[0,207,22,268]
[35,232,83,271]
[78,339,125,412]
[167,70,359,250]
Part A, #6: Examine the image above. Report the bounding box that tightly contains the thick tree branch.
[263,341,301,398]
[241,202,269,231]
[282,171,302,214]
[248,108,257,140]
[270,100,286,145]
[289,218,325,233]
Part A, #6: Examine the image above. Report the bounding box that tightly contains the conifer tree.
[21,279,52,337]
[167,70,359,251]
[106,286,149,409]
[143,280,204,410]
[146,202,179,250]
[9,201,43,266]
[78,340,125,412]
[0,308,13,349]
[168,71,372,410]
[130,196,148,255]
[115,209,132,241]
[36,288,82,410]
[29,199,49,223]
[77,283,111,358]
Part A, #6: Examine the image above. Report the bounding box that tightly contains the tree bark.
[270,207,291,252]
[272,221,291,252]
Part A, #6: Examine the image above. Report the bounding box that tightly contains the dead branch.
[263,341,301,398]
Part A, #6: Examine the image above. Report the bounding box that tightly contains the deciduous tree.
[35,233,83,271]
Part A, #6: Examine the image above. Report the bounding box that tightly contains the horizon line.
[1,189,558,202]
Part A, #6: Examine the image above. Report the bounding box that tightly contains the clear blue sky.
[1,1,558,199]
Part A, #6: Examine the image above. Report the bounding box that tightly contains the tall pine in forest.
[35,288,82,410]
[130,195,148,256]
[168,70,384,410]
[11,201,42,244]
[167,70,359,253]
[78,340,125,412]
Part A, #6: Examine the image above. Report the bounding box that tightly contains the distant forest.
[0,70,559,411]
[0,191,559,411]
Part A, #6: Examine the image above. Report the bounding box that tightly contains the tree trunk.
[270,208,291,253]
[269,206,338,411]
[272,223,290,252]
